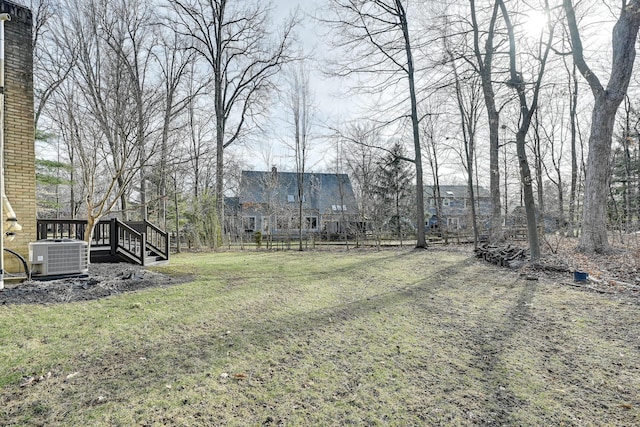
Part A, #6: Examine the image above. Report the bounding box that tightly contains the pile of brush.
[474,243,527,267]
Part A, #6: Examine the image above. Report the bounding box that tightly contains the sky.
[233,0,358,173]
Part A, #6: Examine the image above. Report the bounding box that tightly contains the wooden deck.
[36,218,169,266]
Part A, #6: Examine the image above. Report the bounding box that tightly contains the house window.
[443,198,450,207]
[305,216,318,230]
[447,217,459,229]
[287,194,295,203]
[332,204,347,211]
[243,216,256,232]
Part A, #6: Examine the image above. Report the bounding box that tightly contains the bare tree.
[563,0,640,253]
[32,0,76,129]
[151,22,201,229]
[450,67,483,248]
[42,0,161,247]
[422,113,444,235]
[50,82,141,251]
[55,0,156,219]
[340,123,381,243]
[322,0,427,248]
[99,0,161,221]
[564,58,581,236]
[183,90,218,247]
[282,62,314,251]
[170,0,297,247]
[468,0,504,242]
[498,0,555,261]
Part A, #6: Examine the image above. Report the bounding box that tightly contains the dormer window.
[287,194,295,203]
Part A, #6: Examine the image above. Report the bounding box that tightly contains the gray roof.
[239,170,359,214]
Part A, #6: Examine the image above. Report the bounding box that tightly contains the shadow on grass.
[12,253,542,425]
[72,256,493,383]
[468,279,537,424]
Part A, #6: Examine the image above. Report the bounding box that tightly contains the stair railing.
[144,220,169,261]
[37,218,169,265]
[111,219,145,265]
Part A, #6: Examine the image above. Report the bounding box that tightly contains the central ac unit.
[29,239,89,277]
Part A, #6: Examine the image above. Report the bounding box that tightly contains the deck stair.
[36,218,169,266]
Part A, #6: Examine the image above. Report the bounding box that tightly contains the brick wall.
[0,1,34,271]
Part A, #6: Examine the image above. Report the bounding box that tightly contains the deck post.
[164,225,169,260]
[110,218,117,256]
[140,232,146,266]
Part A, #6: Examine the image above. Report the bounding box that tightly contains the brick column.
[1,1,34,271]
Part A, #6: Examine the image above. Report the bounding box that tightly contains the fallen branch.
[589,275,640,290]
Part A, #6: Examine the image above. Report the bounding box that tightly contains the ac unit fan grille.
[47,244,86,274]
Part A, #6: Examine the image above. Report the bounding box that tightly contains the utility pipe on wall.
[0,12,9,290]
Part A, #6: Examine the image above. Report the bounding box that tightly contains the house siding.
[425,186,491,230]
[237,170,359,238]
[1,2,35,270]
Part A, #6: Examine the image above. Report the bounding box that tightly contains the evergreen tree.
[35,130,74,218]
[373,142,415,243]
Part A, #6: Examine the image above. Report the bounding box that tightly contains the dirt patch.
[0,263,189,305]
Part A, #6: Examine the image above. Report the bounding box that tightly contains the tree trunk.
[580,94,620,252]
[214,43,225,248]
[395,0,426,248]
[119,177,127,220]
[159,109,169,229]
[567,61,579,236]
[564,0,640,252]
[470,0,502,242]
[298,177,304,251]
[516,130,541,260]
[533,112,545,230]
[173,176,181,254]
[467,136,479,248]
[498,0,553,261]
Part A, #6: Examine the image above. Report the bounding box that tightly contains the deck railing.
[36,218,169,265]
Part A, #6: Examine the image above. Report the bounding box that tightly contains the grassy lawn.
[1,249,639,426]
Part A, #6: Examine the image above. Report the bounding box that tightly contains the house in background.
[237,168,359,238]
[224,196,240,236]
[425,185,491,231]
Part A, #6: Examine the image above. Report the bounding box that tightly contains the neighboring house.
[237,168,359,238]
[425,185,491,230]
[224,196,240,236]
[507,205,565,233]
